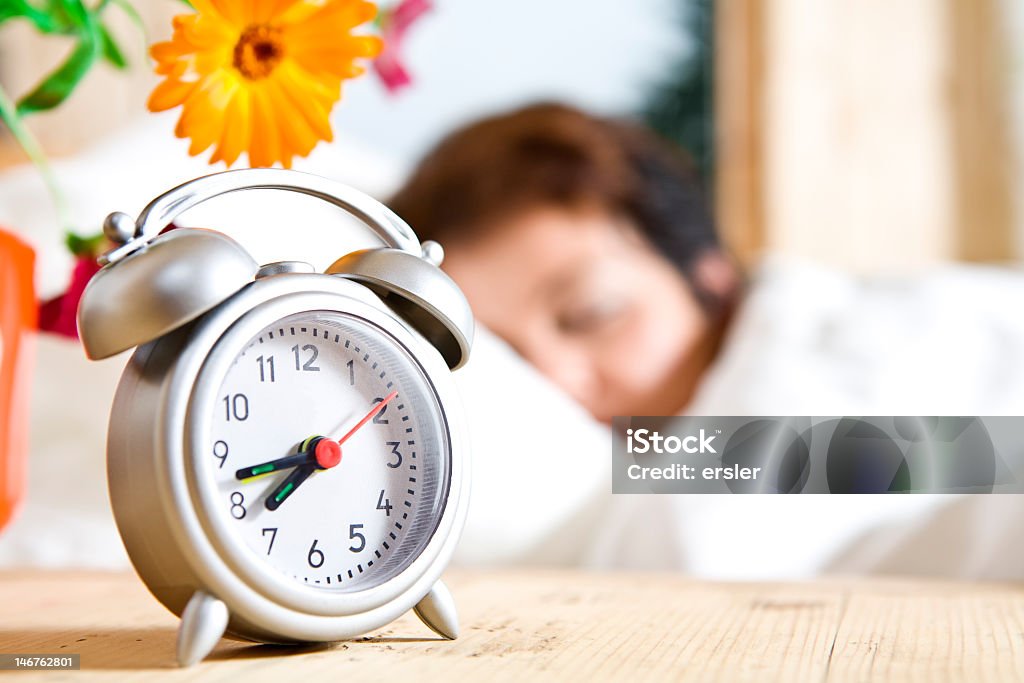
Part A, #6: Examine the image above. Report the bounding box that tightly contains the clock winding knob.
[421,240,445,267]
[103,211,137,245]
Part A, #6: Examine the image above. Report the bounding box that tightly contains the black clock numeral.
[262,527,278,555]
[348,524,366,552]
[385,441,403,469]
[307,539,325,568]
[223,394,249,421]
[346,359,355,386]
[372,398,389,424]
[292,344,320,372]
[230,491,246,519]
[376,490,392,516]
[256,355,275,382]
[213,440,229,468]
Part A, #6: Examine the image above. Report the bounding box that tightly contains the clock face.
[199,310,449,593]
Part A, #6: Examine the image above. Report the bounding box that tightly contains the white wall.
[329,0,685,168]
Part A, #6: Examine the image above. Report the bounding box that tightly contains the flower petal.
[205,0,249,28]
[285,0,377,35]
[266,71,326,155]
[176,72,237,157]
[254,0,304,23]
[288,35,381,81]
[248,85,283,167]
[148,78,196,112]
[211,87,250,166]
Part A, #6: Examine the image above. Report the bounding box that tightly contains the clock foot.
[413,580,459,640]
[176,590,229,667]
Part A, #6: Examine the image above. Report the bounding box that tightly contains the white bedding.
[449,257,1024,580]
[562,258,1024,580]
[4,119,1024,579]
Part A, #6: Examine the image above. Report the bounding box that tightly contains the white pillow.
[451,327,609,566]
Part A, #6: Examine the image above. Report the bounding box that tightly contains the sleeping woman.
[390,103,1024,579]
[390,103,740,422]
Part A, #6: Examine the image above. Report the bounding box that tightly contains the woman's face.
[441,205,715,422]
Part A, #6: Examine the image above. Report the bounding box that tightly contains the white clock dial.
[202,311,449,592]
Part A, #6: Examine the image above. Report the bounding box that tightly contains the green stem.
[0,81,71,230]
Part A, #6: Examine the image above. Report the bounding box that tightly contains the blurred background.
[2,0,1022,271]
[2,0,1024,579]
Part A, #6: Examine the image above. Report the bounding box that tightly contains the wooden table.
[2,570,1023,681]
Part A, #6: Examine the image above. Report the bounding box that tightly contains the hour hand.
[265,462,317,511]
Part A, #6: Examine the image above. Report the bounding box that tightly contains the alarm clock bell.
[78,225,258,361]
[327,247,472,370]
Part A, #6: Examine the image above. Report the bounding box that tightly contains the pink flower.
[38,254,102,339]
[374,0,432,94]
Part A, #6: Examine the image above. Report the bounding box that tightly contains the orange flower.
[148,0,382,168]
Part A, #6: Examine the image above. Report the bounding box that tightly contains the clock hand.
[235,436,343,481]
[236,452,313,481]
[337,390,399,445]
[260,393,397,511]
[263,437,343,510]
[265,462,317,511]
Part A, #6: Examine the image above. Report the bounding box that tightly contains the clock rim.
[187,283,455,614]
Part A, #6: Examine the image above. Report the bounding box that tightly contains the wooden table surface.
[2,570,1023,681]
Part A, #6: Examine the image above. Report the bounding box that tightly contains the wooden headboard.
[715,0,1020,272]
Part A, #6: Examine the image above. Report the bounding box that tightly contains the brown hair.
[390,102,727,309]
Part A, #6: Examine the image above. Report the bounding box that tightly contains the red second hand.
[337,390,399,445]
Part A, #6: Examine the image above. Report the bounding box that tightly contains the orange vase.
[0,229,36,533]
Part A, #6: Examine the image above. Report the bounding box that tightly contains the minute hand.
[236,452,314,481]
[336,390,399,444]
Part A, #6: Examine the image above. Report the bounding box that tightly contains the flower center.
[233,25,284,80]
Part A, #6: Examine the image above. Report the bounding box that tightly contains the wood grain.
[2,571,1023,681]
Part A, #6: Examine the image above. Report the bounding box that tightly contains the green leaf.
[0,0,59,32]
[16,30,99,115]
[44,0,90,35]
[65,231,106,256]
[0,0,26,24]
[0,82,71,229]
[109,0,144,33]
[106,0,147,57]
[98,22,127,68]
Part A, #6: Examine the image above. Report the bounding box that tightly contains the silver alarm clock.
[77,169,473,666]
